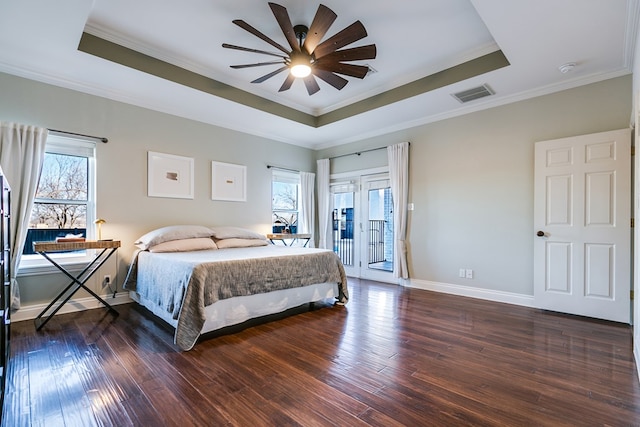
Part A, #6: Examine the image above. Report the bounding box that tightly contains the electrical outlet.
[465,269,473,279]
[459,268,465,278]
[103,275,111,287]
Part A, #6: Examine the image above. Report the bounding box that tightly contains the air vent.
[451,84,494,103]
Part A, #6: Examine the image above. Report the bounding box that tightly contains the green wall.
[0,72,315,307]
[0,71,633,309]
[317,75,632,296]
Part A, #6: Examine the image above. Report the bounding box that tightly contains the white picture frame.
[211,161,247,202]
[147,151,194,199]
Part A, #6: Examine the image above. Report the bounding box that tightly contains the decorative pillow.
[209,226,266,241]
[215,238,269,249]
[135,225,214,250]
[149,237,218,253]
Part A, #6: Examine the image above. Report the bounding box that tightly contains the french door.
[331,172,396,283]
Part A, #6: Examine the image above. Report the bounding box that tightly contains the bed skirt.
[129,281,338,339]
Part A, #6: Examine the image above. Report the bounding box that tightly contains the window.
[271,170,300,233]
[19,134,96,271]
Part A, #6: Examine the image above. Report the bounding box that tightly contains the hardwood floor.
[2,279,640,426]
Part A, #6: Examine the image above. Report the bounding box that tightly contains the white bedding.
[125,245,348,350]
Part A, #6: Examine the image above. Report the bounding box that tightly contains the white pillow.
[215,238,268,249]
[135,225,214,250]
[209,226,266,240]
[149,237,218,253]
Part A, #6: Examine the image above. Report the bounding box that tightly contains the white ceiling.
[0,0,637,149]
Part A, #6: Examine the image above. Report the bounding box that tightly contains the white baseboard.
[11,292,133,323]
[407,279,536,308]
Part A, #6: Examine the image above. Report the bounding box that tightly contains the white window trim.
[272,170,300,229]
[18,134,97,276]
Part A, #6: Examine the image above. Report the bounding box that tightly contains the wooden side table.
[266,233,312,247]
[33,240,120,330]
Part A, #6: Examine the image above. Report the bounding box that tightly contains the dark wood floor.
[2,279,640,426]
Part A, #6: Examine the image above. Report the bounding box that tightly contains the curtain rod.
[266,165,300,173]
[329,142,410,160]
[49,129,109,143]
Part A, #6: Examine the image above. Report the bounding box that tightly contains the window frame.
[271,169,300,234]
[18,134,97,275]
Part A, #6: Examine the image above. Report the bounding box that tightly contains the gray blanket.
[124,246,348,350]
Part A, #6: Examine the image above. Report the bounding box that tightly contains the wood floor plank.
[2,279,640,426]
[46,337,98,427]
[27,348,65,426]
[1,333,32,427]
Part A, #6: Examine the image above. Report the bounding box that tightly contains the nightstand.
[266,233,311,247]
[32,240,120,330]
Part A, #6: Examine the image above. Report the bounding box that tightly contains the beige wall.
[317,75,632,296]
[0,72,315,306]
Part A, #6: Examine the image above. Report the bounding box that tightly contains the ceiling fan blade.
[319,44,376,63]
[268,2,300,53]
[279,74,295,92]
[233,19,290,54]
[303,75,321,95]
[315,62,370,79]
[231,61,285,69]
[313,69,348,90]
[222,43,288,59]
[251,66,289,83]
[302,4,337,55]
[313,21,367,59]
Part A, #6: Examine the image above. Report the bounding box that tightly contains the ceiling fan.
[222,2,377,95]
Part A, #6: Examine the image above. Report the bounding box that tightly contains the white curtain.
[299,171,315,247]
[316,158,331,249]
[0,122,48,309]
[387,142,410,279]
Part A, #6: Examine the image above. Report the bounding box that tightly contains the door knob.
[536,230,545,237]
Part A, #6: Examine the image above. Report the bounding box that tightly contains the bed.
[124,225,348,350]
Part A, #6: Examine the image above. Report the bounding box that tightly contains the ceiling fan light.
[290,63,311,78]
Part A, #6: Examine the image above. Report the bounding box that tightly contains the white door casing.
[330,167,399,284]
[533,129,631,323]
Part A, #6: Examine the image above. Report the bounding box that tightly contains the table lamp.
[95,218,106,240]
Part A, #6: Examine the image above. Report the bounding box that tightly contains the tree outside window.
[19,135,96,269]
[30,153,88,229]
[272,171,299,233]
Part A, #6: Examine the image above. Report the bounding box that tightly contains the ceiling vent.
[451,84,494,103]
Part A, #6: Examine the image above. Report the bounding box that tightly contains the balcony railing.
[332,217,388,267]
[368,220,385,264]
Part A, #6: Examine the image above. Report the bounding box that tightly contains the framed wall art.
[147,151,194,199]
[211,161,246,202]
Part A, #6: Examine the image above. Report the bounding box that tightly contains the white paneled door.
[533,129,631,323]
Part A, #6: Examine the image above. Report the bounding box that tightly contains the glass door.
[332,183,359,277]
[360,176,394,282]
[331,174,396,283]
